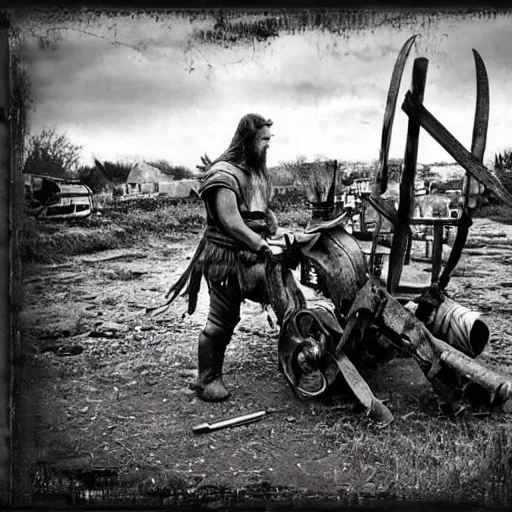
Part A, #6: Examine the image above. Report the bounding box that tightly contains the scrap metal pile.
[266,35,512,425]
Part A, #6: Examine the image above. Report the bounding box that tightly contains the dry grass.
[18,193,309,264]
[20,195,512,507]
[475,203,512,224]
[293,160,338,203]
[316,417,512,504]
[18,216,132,264]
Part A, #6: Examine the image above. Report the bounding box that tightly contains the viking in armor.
[164,113,292,402]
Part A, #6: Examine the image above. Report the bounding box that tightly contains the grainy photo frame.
[2,3,512,510]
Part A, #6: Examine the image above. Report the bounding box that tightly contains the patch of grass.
[270,188,309,228]
[474,203,512,224]
[19,193,311,264]
[18,197,205,264]
[309,412,512,505]
[18,216,133,264]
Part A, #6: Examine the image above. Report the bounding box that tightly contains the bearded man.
[163,113,288,402]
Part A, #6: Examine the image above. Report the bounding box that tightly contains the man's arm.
[266,209,278,236]
[212,188,271,253]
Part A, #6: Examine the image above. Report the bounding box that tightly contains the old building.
[124,162,200,198]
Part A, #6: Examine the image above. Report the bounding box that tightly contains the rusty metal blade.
[469,49,489,159]
[372,34,418,197]
[331,352,394,425]
[439,49,489,290]
[401,92,512,207]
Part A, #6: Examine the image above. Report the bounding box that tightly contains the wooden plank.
[387,57,429,294]
[409,217,459,227]
[431,223,444,284]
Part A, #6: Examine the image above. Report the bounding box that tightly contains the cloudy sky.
[15,9,512,169]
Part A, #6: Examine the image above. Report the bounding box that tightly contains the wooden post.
[387,57,428,294]
[326,159,338,207]
[360,202,366,233]
[0,12,11,507]
[404,231,413,265]
[431,222,444,284]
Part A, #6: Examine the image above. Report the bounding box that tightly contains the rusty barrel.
[426,297,489,358]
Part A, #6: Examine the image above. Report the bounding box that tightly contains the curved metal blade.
[469,49,489,160]
[332,351,394,425]
[373,34,418,197]
[439,49,489,290]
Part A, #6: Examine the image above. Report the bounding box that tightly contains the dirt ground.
[15,217,512,507]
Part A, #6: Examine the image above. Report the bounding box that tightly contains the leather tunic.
[199,161,273,245]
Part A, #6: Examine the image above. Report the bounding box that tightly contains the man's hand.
[257,240,274,261]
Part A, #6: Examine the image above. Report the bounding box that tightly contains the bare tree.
[23,127,83,178]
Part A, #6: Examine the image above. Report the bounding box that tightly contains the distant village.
[23,156,471,221]
[118,161,202,200]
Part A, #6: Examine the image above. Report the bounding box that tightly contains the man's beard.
[245,146,267,173]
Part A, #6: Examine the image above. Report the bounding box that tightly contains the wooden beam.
[364,196,398,226]
[402,91,512,208]
[431,223,444,284]
[387,57,428,294]
[409,217,459,226]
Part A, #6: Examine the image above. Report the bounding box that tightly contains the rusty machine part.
[270,36,512,422]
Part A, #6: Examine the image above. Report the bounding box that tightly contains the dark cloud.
[19,11,512,166]
[24,32,218,131]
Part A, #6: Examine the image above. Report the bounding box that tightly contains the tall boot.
[190,331,231,402]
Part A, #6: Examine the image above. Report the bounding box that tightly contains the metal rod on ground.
[192,411,268,434]
[387,57,429,294]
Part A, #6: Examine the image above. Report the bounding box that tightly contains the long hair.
[211,113,273,202]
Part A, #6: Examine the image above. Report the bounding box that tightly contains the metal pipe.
[192,410,268,434]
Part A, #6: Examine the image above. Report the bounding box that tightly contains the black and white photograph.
[2,6,512,509]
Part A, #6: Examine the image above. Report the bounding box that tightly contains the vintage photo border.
[2,1,510,509]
